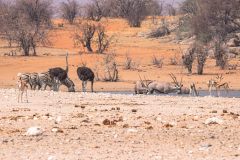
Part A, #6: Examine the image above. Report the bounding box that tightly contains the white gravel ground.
[0,89,240,160]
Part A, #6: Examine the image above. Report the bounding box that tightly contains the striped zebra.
[38,72,61,91]
[17,73,40,90]
[29,73,41,90]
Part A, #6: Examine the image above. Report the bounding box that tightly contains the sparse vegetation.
[148,18,170,38]
[182,45,195,74]
[73,22,113,54]
[0,0,53,56]
[93,60,101,81]
[196,43,208,75]
[103,53,119,82]
[180,0,240,71]
[152,55,164,68]
[60,0,79,24]
[169,55,178,65]
[124,54,139,70]
[73,22,96,53]
[85,0,106,22]
[96,24,113,54]
[114,0,148,27]
[166,3,176,16]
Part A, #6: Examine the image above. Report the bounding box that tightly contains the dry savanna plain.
[0,17,240,160]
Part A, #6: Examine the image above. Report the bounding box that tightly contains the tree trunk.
[197,64,204,75]
[23,47,30,56]
[187,65,192,74]
[32,43,37,56]
[86,40,93,53]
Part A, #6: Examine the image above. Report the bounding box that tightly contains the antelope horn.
[143,76,148,87]
[169,73,178,85]
[138,74,145,87]
[180,76,183,86]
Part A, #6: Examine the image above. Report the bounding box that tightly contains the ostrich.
[77,67,95,92]
[48,53,75,92]
[49,53,69,81]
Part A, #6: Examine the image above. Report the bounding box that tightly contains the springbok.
[208,74,229,97]
[17,77,28,103]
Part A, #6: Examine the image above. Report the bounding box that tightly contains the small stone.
[2,139,8,143]
[55,116,62,124]
[103,119,111,125]
[26,126,43,136]
[163,123,174,128]
[48,156,57,160]
[45,113,50,117]
[116,107,120,110]
[82,119,90,123]
[146,126,153,130]
[199,144,212,151]
[81,105,86,109]
[210,110,218,113]
[193,116,199,121]
[127,128,138,133]
[51,127,63,133]
[223,110,228,113]
[74,104,80,108]
[123,124,129,128]
[33,117,38,120]
[69,126,78,129]
[205,117,223,125]
[144,121,151,125]
[114,134,118,139]
[131,109,137,113]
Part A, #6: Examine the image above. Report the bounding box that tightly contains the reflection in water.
[99,90,240,98]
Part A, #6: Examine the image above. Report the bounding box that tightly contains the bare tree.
[196,43,208,75]
[73,22,96,53]
[182,45,195,74]
[214,40,228,69]
[60,0,79,24]
[146,0,164,24]
[180,0,240,69]
[166,3,176,16]
[85,0,106,21]
[96,24,113,54]
[0,0,53,56]
[115,0,148,27]
[179,0,198,15]
[103,53,119,82]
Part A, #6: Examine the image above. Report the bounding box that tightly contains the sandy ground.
[0,89,240,160]
[0,18,240,91]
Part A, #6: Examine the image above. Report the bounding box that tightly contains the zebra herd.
[17,53,95,93]
[17,71,75,92]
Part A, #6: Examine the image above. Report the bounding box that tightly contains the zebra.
[17,73,40,90]
[38,72,60,91]
[29,73,41,90]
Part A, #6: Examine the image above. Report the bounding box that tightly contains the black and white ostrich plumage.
[48,53,75,92]
[77,67,95,92]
